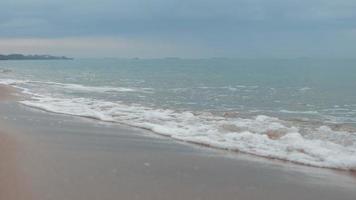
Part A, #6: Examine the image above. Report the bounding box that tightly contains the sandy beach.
[1,85,356,200]
[0,85,32,200]
[0,84,19,101]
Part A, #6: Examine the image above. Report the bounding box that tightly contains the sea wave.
[2,77,356,171]
[31,80,138,92]
[279,109,319,115]
[0,78,148,93]
[0,68,12,73]
[20,94,356,171]
[0,78,28,85]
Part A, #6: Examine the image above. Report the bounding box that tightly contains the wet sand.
[0,85,31,199]
[1,86,356,200]
[0,84,19,101]
[0,130,35,200]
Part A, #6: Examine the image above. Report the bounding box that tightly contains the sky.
[0,0,356,58]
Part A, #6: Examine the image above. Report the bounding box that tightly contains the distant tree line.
[0,54,73,60]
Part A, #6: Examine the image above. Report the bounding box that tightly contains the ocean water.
[1,58,356,170]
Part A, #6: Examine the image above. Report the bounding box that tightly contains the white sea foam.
[196,85,258,91]
[0,78,146,93]
[0,78,28,85]
[299,87,312,92]
[2,77,356,171]
[279,109,319,115]
[57,83,134,92]
[20,94,356,171]
[29,80,139,92]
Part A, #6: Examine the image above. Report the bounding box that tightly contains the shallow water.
[1,58,356,170]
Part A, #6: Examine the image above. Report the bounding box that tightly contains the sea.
[1,58,356,170]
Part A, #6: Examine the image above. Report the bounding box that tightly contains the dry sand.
[1,85,356,200]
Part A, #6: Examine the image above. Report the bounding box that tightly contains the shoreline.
[2,83,356,174]
[0,84,20,101]
[9,82,356,173]
[1,85,356,199]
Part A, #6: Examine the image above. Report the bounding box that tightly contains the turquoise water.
[1,58,356,170]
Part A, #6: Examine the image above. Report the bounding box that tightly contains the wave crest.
[21,95,356,171]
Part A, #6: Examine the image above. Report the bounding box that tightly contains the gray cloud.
[1,0,356,57]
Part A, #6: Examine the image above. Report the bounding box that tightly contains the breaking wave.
[0,78,146,93]
[21,95,356,171]
[2,78,356,171]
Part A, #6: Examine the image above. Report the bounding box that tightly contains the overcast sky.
[1,0,356,58]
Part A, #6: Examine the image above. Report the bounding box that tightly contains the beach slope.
[1,85,356,200]
[0,85,32,200]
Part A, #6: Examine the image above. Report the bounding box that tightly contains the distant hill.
[0,54,73,60]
